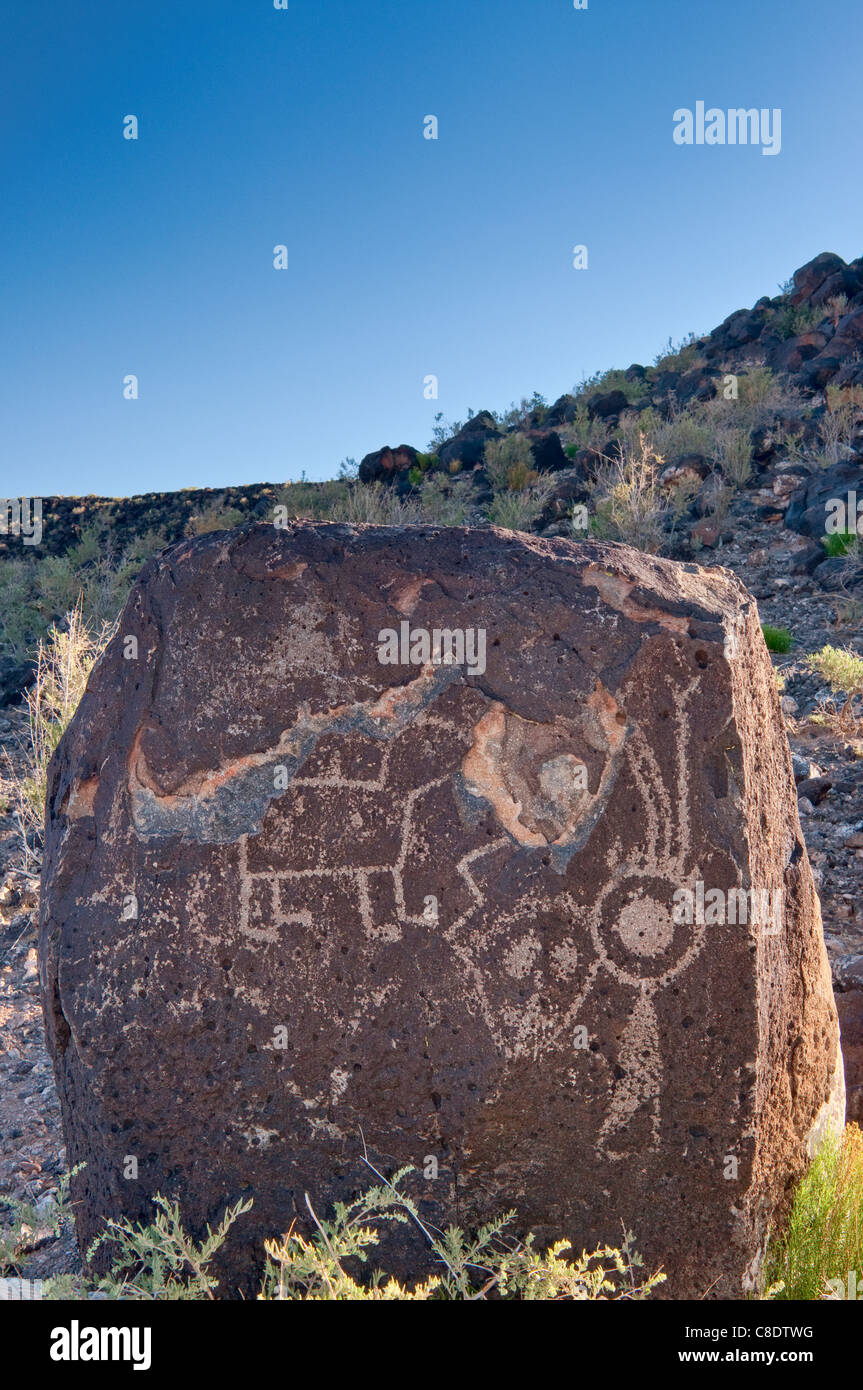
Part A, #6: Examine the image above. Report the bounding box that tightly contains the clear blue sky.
[2,0,861,498]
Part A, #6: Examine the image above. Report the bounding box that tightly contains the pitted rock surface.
[39,522,843,1297]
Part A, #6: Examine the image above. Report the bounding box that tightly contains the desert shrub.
[0,559,36,659]
[651,333,701,374]
[328,482,420,525]
[427,413,464,451]
[651,407,714,463]
[44,1167,662,1301]
[825,294,849,327]
[817,389,861,467]
[588,435,673,553]
[274,479,351,520]
[765,1125,863,1300]
[562,401,611,453]
[806,644,863,730]
[770,301,823,339]
[9,601,116,870]
[715,425,753,488]
[574,368,649,406]
[417,474,473,526]
[484,434,538,492]
[0,1166,82,1277]
[735,366,787,428]
[407,452,440,487]
[486,478,555,532]
[0,526,167,663]
[263,1165,663,1301]
[494,392,549,430]
[185,495,245,536]
[761,624,793,653]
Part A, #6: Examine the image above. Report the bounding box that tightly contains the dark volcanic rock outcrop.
[39,522,843,1297]
[358,444,418,485]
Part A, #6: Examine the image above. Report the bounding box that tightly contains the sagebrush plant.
[43,1165,663,1301]
[588,434,671,553]
[484,433,537,492]
[651,332,701,374]
[417,474,474,526]
[765,1124,863,1301]
[486,477,555,533]
[817,397,858,468]
[274,478,353,521]
[9,601,115,870]
[185,495,246,536]
[770,300,823,340]
[0,1165,82,1277]
[0,524,166,662]
[806,644,863,731]
[562,401,611,453]
[715,425,753,488]
[650,406,714,463]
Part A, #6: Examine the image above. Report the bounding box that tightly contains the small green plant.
[1,1165,83,1276]
[806,644,863,731]
[765,1124,863,1300]
[823,530,860,558]
[407,452,438,488]
[761,624,793,654]
[770,301,822,339]
[84,1195,253,1300]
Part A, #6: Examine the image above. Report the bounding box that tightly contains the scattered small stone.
[797,776,833,805]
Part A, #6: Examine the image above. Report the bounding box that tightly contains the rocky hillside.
[1,250,862,1282]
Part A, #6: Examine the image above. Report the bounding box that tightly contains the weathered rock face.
[39,523,843,1298]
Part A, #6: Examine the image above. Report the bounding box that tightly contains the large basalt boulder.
[436,412,499,471]
[785,459,862,539]
[791,253,848,306]
[40,523,844,1298]
[358,443,417,485]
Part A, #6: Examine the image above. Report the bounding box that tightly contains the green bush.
[806,644,863,730]
[765,1124,863,1300]
[761,624,793,653]
[41,1167,664,1302]
[484,434,538,492]
[823,530,860,558]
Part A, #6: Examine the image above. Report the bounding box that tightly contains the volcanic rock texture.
[39,523,844,1296]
